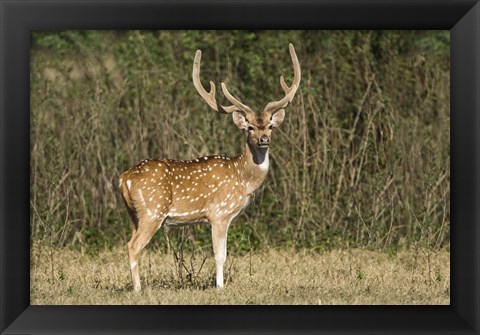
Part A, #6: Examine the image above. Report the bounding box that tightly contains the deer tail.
[118,174,138,227]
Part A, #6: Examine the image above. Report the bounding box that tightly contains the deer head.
[192,43,301,151]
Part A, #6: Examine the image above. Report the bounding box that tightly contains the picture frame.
[1,0,478,334]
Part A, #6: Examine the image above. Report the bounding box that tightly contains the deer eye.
[268,125,274,130]
[248,126,255,131]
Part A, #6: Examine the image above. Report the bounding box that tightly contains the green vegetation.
[30,30,450,255]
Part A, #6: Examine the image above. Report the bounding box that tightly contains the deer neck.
[236,142,270,195]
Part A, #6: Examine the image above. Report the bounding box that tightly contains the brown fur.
[119,144,269,291]
[119,44,300,290]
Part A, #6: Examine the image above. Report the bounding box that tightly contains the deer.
[118,43,301,291]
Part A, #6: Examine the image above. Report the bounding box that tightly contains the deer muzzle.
[258,135,270,147]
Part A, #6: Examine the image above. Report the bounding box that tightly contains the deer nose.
[259,136,270,145]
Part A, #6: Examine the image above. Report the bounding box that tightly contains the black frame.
[1,0,479,334]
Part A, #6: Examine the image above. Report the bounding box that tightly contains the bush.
[30,30,450,253]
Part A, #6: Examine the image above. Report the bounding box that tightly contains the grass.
[31,246,450,305]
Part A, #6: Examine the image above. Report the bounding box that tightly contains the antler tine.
[221,83,255,118]
[280,43,301,94]
[264,43,301,113]
[192,50,238,114]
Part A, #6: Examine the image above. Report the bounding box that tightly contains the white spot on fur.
[138,189,146,206]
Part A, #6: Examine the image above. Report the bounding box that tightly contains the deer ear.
[271,109,285,127]
[232,111,250,130]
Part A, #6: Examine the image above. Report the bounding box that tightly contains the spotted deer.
[119,43,301,290]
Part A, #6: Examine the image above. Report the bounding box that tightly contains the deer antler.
[220,83,255,117]
[193,50,254,117]
[263,43,301,114]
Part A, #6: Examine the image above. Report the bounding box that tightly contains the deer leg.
[211,220,230,288]
[127,215,166,291]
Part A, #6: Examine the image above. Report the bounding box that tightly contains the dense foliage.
[30,30,450,254]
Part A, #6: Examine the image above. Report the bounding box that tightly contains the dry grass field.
[29,31,450,306]
[31,246,449,305]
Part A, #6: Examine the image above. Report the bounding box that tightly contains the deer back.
[119,156,253,227]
